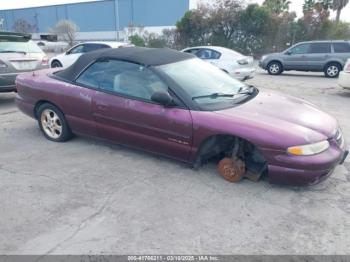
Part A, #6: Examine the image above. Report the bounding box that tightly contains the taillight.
[345,63,350,73]
[41,56,49,66]
[0,59,8,68]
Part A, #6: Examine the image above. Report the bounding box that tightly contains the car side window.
[68,44,84,55]
[184,49,199,55]
[75,60,108,88]
[290,44,310,54]
[76,60,169,102]
[309,43,331,53]
[333,43,350,53]
[83,44,110,53]
[195,49,221,59]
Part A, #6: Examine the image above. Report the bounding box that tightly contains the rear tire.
[267,61,283,75]
[324,63,341,78]
[51,60,63,68]
[37,103,73,142]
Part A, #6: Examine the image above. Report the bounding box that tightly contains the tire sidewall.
[324,63,341,78]
[37,103,72,142]
[267,62,282,75]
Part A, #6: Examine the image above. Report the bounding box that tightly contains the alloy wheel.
[327,66,339,77]
[269,63,280,74]
[40,109,63,139]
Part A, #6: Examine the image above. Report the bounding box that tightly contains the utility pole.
[114,0,120,40]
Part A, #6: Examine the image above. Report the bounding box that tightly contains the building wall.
[0,0,189,33]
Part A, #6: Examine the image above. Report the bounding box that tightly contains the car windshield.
[157,58,250,108]
[0,40,43,53]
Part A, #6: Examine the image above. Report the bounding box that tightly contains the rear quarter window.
[0,40,43,53]
[333,43,350,53]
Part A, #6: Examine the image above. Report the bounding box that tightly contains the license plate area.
[11,61,38,70]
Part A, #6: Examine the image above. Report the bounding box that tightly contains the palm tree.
[332,0,349,22]
[263,0,291,15]
[303,0,316,13]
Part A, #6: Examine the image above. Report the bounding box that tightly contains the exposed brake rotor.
[217,157,245,183]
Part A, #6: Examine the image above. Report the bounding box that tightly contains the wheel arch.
[324,61,343,71]
[193,133,268,177]
[267,59,283,68]
[51,59,63,67]
[34,100,64,119]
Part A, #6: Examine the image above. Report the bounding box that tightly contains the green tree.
[303,0,316,12]
[146,33,167,48]
[176,8,210,47]
[237,4,272,55]
[171,0,350,56]
[263,0,291,15]
[209,0,242,47]
[129,34,145,47]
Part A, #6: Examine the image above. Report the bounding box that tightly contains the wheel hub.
[217,157,245,183]
[40,109,62,139]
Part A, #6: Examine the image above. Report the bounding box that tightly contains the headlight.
[261,55,267,61]
[287,140,330,156]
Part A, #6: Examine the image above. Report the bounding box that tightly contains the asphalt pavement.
[0,69,349,254]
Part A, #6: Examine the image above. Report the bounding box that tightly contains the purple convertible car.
[15,47,348,186]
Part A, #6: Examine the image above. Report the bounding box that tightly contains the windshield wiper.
[192,92,235,100]
[0,50,27,55]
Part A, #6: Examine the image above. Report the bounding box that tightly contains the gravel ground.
[0,69,349,255]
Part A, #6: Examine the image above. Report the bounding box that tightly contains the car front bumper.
[339,71,350,89]
[230,67,256,81]
[261,139,348,186]
[0,73,18,92]
[258,60,267,70]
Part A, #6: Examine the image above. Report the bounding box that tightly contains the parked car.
[259,40,350,78]
[34,40,69,53]
[182,46,255,81]
[338,59,350,90]
[16,47,348,186]
[49,41,133,68]
[0,32,49,92]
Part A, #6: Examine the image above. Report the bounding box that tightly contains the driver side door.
[283,43,310,70]
[75,59,193,162]
[62,44,85,67]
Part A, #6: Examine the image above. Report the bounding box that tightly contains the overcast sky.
[0,0,348,21]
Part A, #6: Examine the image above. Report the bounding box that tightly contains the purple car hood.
[213,89,337,148]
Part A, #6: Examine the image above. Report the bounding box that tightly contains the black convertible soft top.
[55,47,193,82]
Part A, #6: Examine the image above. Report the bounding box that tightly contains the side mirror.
[285,50,292,55]
[151,91,174,106]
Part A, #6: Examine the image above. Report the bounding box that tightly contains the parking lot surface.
[1,70,350,254]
